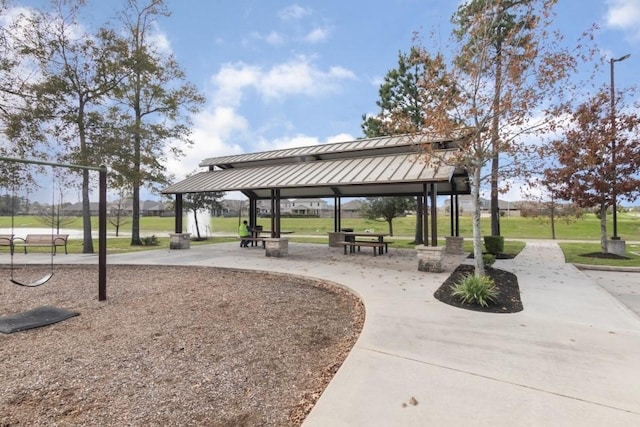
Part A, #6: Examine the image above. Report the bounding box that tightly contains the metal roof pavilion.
[162,132,469,244]
[162,133,470,199]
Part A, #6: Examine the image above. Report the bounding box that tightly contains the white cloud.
[278,4,311,21]
[260,58,356,99]
[265,31,285,45]
[167,57,357,183]
[212,57,356,103]
[164,106,247,180]
[605,0,640,39]
[211,63,260,107]
[303,27,330,43]
[326,133,355,144]
[147,26,172,54]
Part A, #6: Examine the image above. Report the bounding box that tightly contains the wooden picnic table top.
[342,231,389,237]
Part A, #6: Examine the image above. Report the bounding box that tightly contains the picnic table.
[339,232,391,256]
[243,228,294,248]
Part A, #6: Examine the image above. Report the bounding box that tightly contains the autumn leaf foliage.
[543,89,640,250]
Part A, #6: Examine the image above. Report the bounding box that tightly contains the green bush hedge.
[483,235,504,255]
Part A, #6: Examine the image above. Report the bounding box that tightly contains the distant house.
[230,198,333,217]
[442,195,520,217]
[61,202,101,216]
[62,200,172,217]
[341,199,365,218]
[286,198,329,216]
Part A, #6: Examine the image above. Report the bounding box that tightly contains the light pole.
[610,53,630,240]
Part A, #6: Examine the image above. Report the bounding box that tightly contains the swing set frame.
[1,156,108,301]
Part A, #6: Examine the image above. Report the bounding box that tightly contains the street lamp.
[610,53,630,240]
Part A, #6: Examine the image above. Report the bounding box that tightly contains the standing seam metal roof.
[199,132,467,168]
[163,151,468,198]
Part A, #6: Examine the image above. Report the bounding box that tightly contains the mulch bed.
[581,252,630,260]
[434,264,523,313]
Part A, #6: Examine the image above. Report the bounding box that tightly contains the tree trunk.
[193,209,201,239]
[131,184,142,245]
[77,102,94,254]
[471,167,485,277]
[600,203,608,253]
[387,218,394,237]
[490,24,503,237]
[550,204,556,240]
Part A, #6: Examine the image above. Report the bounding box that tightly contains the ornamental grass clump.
[451,274,499,308]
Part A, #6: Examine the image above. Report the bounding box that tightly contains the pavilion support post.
[422,183,429,246]
[175,194,183,233]
[430,183,437,246]
[334,196,341,232]
[270,190,276,238]
[450,194,455,236]
[275,188,281,238]
[266,188,288,257]
[249,197,257,229]
[328,196,343,247]
[445,183,464,255]
[169,192,190,250]
[415,195,424,245]
[455,193,460,237]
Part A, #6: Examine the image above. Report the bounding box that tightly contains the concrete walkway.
[2,240,639,426]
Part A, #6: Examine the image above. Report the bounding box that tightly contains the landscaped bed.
[434,264,523,313]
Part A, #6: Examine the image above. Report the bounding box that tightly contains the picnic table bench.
[339,232,392,256]
[337,240,386,256]
[238,236,266,248]
[0,234,14,254]
[12,234,70,255]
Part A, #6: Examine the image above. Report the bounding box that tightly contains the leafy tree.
[542,89,640,252]
[183,191,224,240]
[361,196,414,236]
[361,48,450,244]
[413,0,576,275]
[361,48,443,137]
[452,0,565,237]
[0,2,55,171]
[109,0,205,246]
[8,0,129,253]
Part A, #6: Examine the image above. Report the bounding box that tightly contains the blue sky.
[6,0,640,201]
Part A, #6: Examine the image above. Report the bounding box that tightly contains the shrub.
[451,274,499,307]
[483,235,504,255]
[141,235,160,246]
[482,254,496,267]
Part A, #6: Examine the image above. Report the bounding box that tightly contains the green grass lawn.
[559,242,640,267]
[2,212,639,241]
[2,213,639,266]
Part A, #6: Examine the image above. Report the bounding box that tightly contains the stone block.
[607,239,626,257]
[265,238,289,257]
[416,245,445,273]
[327,232,344,248]
[169,233,191,249]
[445,236,465,255]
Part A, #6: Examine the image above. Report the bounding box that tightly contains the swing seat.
[0,305,79,334]
[10,273,54,287]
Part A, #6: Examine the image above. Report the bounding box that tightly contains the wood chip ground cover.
[0,265,364,426]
